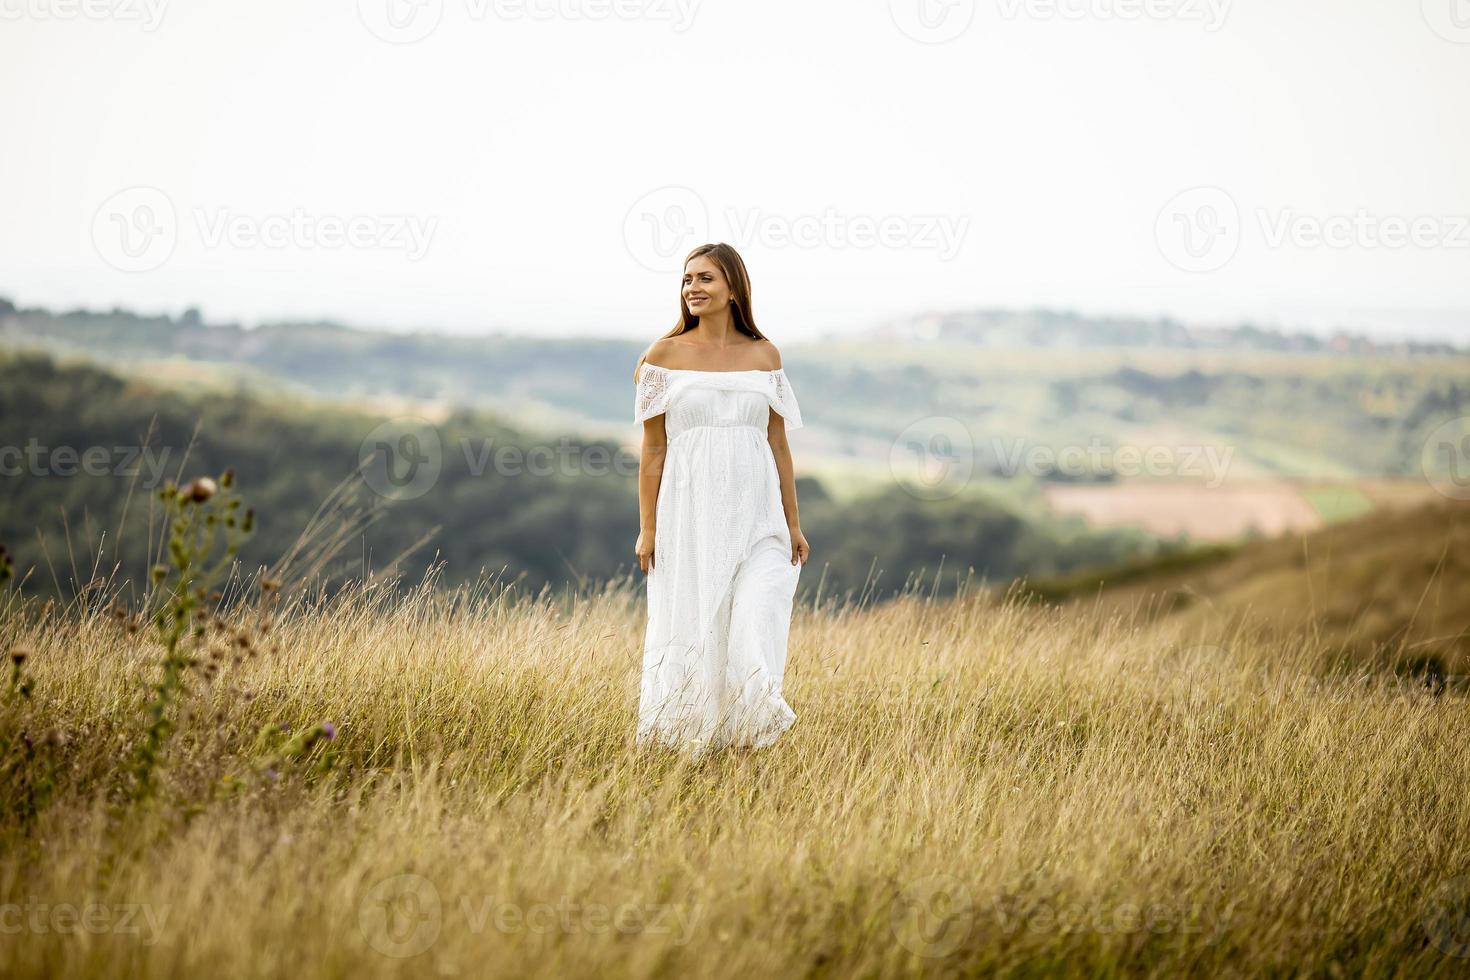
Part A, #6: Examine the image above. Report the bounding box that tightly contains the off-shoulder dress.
[633,363,805,752]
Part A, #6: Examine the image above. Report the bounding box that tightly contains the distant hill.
[0,350,1163,603]
[4,295,1469,489]
[859,307,1467,355]
[0,298,641,424]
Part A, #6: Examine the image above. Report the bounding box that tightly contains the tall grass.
[1,561,1468,977]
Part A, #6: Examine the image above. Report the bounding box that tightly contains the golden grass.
[1045,498,1470,679]
[2,572,1469,978]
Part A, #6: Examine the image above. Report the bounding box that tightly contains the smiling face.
[682,254,731,315]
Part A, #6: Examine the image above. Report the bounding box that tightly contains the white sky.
[2,0,1469,344]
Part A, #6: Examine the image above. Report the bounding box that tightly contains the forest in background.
[4,298,1467,488]
[4,296,1468,604]
[0,350,1158,604]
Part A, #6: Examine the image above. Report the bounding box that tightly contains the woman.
[632,242,810,754]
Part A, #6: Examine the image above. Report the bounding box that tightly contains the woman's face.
[682,256,730,315]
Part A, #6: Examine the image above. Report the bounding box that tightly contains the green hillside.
[0,351,1162,604]
[4,300,1469,483]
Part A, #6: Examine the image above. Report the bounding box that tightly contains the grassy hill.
[4,552,1469,976]
[1022,497,1470,678]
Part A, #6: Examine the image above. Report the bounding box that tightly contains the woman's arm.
[767,414,809,565]
[635,415,667,572]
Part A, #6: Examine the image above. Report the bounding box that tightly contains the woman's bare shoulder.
[640,336,781,371]
[753,338,783,370]
[638,338,681,372]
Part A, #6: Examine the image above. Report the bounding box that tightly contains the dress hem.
[636,527,797,754]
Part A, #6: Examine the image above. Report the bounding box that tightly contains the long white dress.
[633,363,805,753]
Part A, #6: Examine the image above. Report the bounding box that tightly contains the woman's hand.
[635,528,655,573]
[789,526,809,566]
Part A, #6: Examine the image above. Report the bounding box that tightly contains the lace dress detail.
[635,364,672,423]
[634,365,803,430]
[633,363,805,753]
[770,369,803,429]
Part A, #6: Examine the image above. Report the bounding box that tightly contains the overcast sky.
[3,0,1469,344]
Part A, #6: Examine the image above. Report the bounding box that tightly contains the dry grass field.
[1034,497,1470,681]
[3,551,1469,978]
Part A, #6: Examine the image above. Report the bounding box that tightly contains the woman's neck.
[691,310,739,346]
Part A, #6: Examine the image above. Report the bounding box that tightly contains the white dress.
[633,363,805,753]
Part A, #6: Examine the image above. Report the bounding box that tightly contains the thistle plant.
[6,645,30,702]
[4,644,54,826]
[4,470,343,837]
[129,469,254,804]
[254,720,340,782]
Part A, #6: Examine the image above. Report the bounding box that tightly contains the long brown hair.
[633,242,769,379]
